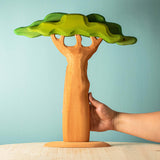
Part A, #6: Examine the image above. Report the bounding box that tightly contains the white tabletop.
[0,142,160,160]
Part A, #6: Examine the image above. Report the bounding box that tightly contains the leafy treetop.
[14,12,137,45]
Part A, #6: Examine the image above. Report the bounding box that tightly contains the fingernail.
[90,93,93,100]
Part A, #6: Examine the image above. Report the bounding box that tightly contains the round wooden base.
[44,141,110,148]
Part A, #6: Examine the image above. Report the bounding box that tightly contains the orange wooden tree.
[14,12,137,148]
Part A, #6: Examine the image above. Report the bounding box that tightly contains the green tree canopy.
[14,12,137,45]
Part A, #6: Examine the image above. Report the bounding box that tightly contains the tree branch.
[75,34,82,47]
[51,34,103,60]
[90,37,103,49]
[51,34,67,56]
[82,37,103,59]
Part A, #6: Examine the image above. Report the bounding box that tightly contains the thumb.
[89,92,101,108]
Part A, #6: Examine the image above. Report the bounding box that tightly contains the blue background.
[0,0,160,145]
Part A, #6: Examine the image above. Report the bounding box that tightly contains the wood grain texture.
[44,141,110,148]
[0,142,160,160]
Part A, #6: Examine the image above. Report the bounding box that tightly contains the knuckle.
[99,104,104,109]
[98,104,105,112]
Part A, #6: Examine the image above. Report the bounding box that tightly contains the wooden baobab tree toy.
[14,12,137,148]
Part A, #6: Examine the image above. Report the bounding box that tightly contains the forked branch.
[90,37,103,49]
[51,34,103,59]
[51,34,67,56]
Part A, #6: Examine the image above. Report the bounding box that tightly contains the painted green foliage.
[14,12,137,45]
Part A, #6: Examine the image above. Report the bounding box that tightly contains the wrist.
[112,112,122,131]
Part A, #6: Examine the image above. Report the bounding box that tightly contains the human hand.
[89,93,160,142]
[89,93,118,132]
